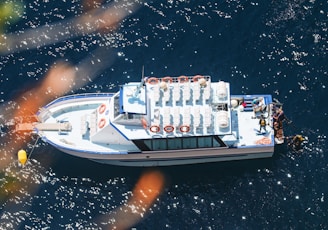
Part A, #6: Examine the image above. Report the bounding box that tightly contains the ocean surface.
[0,0,327,229]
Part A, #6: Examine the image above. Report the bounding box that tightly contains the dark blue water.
[1,0,327,229]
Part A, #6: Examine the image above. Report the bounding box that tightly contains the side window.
[144,140,152,150]
[152,139,167,150]
[182,137,197,149]
[134,136,225,151]
[167,138,182,150]
[198,137,212,148]
[212,137,222,147]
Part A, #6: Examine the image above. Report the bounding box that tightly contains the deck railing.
[42,93,114,109]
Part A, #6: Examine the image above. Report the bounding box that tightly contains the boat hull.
[34,78,280,167]
[50,144,274,167]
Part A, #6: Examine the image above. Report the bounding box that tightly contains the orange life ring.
[179,125,190,133]
[149,125,160,133]
[98,118,106,129]
[98,104,106,114]
[178,75,189,83]
[147,77,159,85]
[164,125,174,133]
[193,75,204,82]
[141,118,148,129]
[162,76,173,84]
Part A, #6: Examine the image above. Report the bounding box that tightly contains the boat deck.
[229,99,274,148]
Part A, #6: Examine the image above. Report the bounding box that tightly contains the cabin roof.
[119,82,147,115]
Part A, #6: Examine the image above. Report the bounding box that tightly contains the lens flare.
[96,169,166,229]
[0,0,141,54]
[131,169,165,213]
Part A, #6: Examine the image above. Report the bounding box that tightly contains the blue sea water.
[0,0,327,229]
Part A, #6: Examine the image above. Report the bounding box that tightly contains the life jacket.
[260,119,266,126]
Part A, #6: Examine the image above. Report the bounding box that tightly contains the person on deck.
[273,107,285,122]
[259,115,267,132]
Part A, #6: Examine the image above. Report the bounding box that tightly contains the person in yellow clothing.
[259,115,267,133]
[292,135,305,151]
[287,134,306,151]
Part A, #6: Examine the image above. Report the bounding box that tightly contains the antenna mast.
[134,66,145,97]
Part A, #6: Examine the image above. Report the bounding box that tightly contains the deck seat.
[152,109,160,125]
[89,113,97,136]
[216,110,229,128]
[193,106,201,127]
[204,106,212,127]
[183,82,191,102]
[216,81,227,99]
[163,107,171,126]
[81,115,87,135]
[203,81,211,101]
[193,82,201,101]
[173,84,181,102]
[163,88,171,103]
[173,107,180,127]
[183,107,191,125]
[153,85,160,103]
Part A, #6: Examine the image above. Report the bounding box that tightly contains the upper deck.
[111,76,274,148]
[146,75,231,136]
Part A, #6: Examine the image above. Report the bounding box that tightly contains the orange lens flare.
[98,170,166,230]
[4,63,75,158]
[0,0,140,54]
[132,170,165,209]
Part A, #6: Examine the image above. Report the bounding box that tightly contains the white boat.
[17,75,285,166]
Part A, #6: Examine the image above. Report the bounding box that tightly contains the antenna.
[134,66,145,98]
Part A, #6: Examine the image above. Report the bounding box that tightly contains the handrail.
[43,93,114,108]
